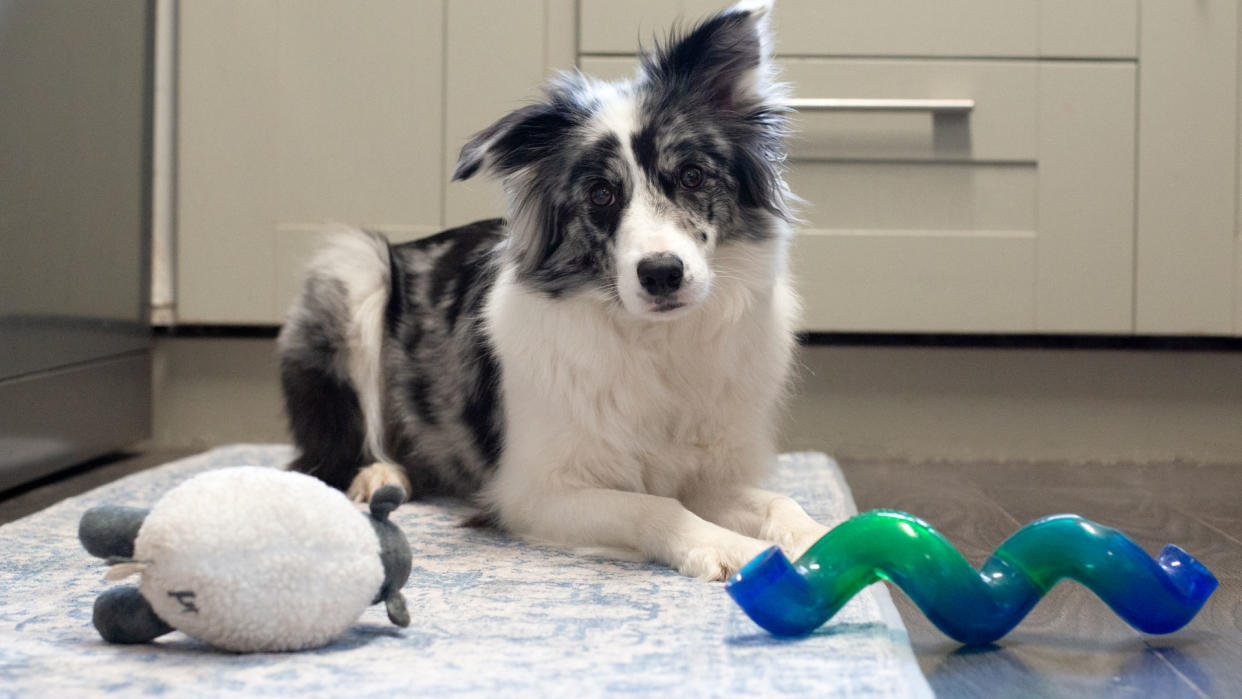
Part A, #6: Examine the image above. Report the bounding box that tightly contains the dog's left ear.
[642,0,776,111]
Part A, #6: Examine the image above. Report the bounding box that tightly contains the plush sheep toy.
[78,466,411,652]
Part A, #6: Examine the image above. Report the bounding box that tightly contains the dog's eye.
[588,182,615,207]
[679,165,704,189]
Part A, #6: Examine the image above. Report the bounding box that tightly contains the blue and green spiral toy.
[725,510,1218,644]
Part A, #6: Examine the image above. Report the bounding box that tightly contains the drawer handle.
[784,98,975,114]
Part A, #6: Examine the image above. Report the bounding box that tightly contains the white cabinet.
[177,0,446,323]
[176,0,574,324]
[175,0,1239,336]
[1135,0,1239,335]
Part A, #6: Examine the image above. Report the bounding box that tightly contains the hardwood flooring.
[839,458,1242,698]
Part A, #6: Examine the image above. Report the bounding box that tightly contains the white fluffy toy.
[78,467,411,652]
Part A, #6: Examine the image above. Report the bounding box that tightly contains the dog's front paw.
[675,538,770,582]
[760,496,832,559]
[770,525,831,560]
[346,462,411,505]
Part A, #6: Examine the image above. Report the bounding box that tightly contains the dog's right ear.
[452,101,576,181]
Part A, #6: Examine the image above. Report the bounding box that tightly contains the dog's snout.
[637,254,684,296]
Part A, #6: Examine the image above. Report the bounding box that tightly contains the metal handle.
[783,98,975,114]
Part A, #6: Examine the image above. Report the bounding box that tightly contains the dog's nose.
[637,254,684,296]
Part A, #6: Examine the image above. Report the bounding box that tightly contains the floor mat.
[0,445,931,697]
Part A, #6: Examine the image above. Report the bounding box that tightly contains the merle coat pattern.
[278,0,830,580]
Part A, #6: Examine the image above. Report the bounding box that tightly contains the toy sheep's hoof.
[385,594,410,627]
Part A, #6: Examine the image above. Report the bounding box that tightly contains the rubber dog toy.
[726,510,1217,644]
[79,467,412,652]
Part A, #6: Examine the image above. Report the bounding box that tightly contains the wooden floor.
[839,458,1242,698]
[3,452,1238,696]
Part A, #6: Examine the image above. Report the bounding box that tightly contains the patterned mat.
[0,445,931,697]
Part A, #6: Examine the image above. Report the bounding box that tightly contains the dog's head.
[454,0,791,319]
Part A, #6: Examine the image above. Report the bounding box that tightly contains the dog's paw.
[760,496,832,559]
[770,525,831,560]
[346,462,411,505]
[675,538,770,582]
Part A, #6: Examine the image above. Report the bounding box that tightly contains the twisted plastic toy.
[726,510,1217,645]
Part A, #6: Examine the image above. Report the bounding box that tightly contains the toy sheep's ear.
[385,592,411,628]
[369,485,406,521]
[79,506,150,560]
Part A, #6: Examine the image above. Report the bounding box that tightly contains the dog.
[277,0,829,580]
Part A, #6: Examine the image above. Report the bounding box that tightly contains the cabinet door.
[0,0,151,374]
[444,0,577,227]
[177,0,445,324]
[1136,0,1238,335]
[0,0,152,488]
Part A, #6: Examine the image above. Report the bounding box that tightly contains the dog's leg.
[685,487,831,560]
[504,488,771,581]
[346,462,411,504]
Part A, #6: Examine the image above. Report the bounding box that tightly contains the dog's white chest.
[487,263,797,497]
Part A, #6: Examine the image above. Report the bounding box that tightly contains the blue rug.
[0,445,931,697]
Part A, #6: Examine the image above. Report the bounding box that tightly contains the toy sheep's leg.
[384,593,410,627]
[93,586,173,644]
[79,506,149,560]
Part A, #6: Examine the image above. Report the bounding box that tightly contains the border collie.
[278,0,828,580]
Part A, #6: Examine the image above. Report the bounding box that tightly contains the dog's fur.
[278,0,828,580]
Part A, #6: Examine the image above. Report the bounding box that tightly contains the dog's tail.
[279,229,395,475]
[333,231,394,465]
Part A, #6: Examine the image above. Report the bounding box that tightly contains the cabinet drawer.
[784,59,1036,162]
[579,0,1137,60]
[792,231,1037,332]
[789,63,1137,333]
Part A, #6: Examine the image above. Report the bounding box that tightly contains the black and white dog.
[278,0,828,580]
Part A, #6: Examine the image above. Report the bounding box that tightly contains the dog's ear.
[643,1,792,221]
[452,102,576,181]
[642,0,776,111]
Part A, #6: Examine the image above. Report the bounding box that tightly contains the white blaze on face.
[615,191,712,317]
[592,92,712,319]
